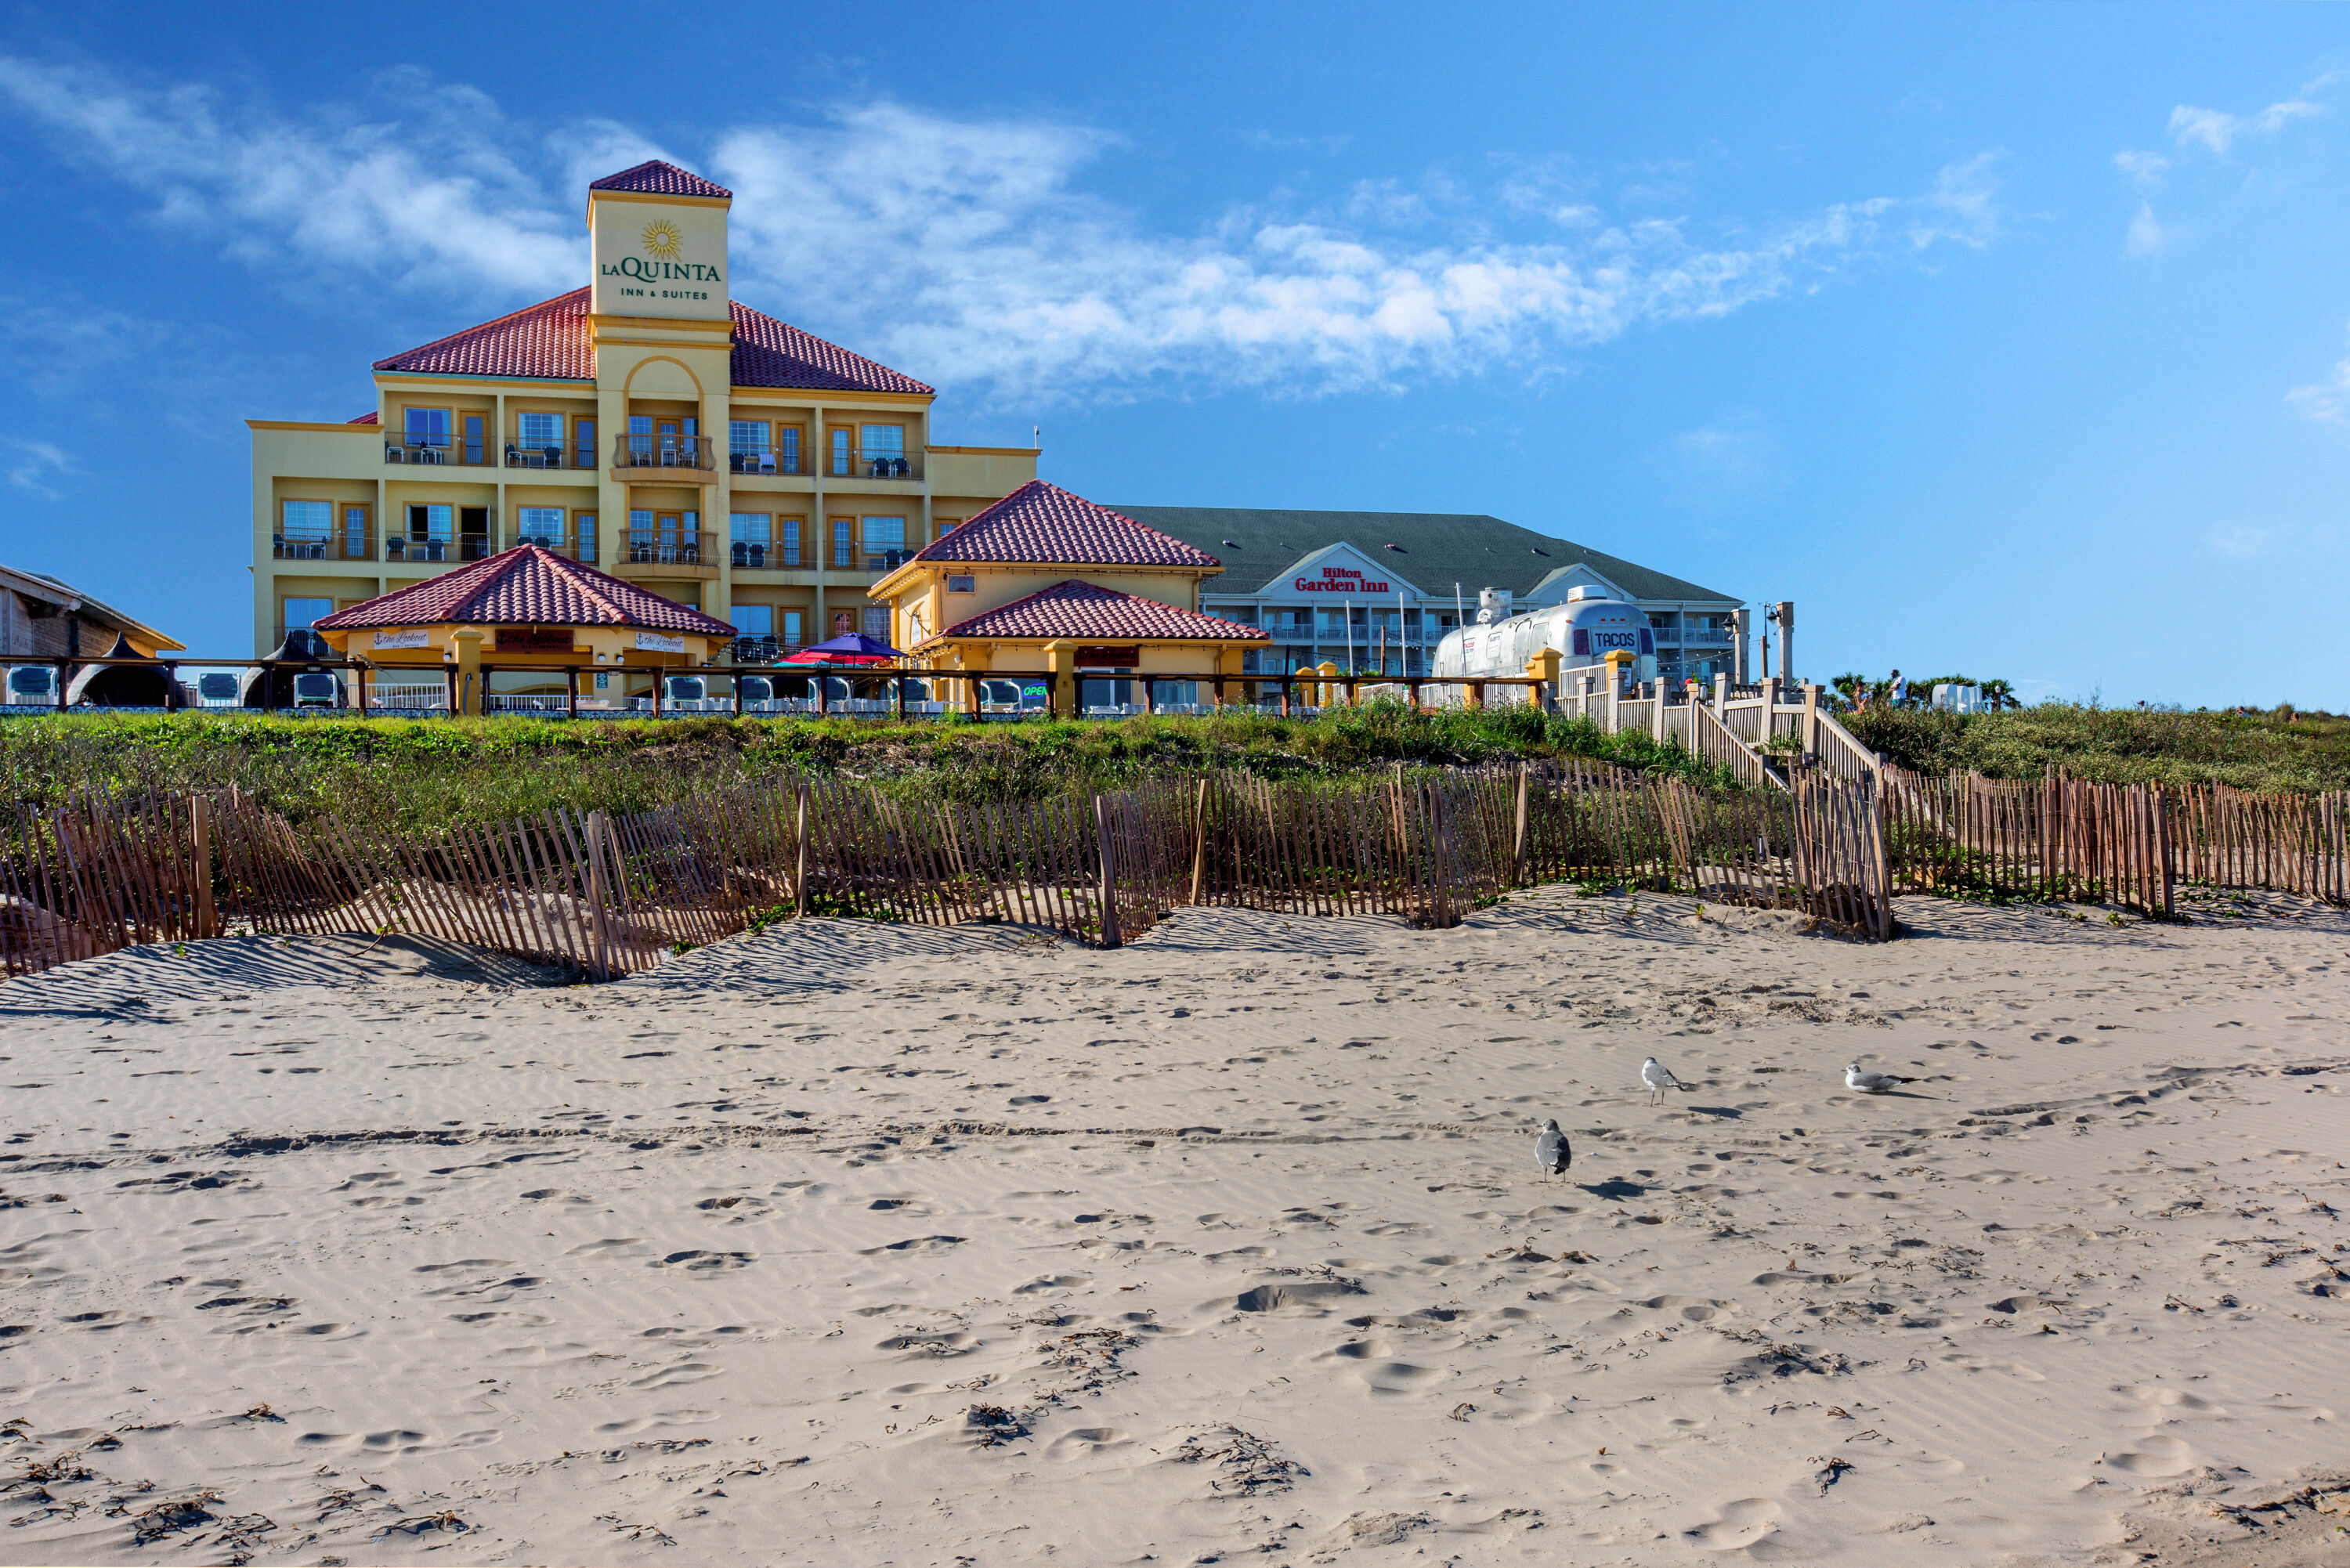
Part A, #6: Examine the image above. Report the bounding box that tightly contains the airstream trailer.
[1431,585,1656,688]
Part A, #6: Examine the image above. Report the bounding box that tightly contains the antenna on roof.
[1032,424,1041,451]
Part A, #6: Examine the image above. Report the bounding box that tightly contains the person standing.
[1889,669,1907,707]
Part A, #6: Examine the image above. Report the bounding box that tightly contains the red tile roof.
[590,160,732,200]
[375,288,594,380]
[369,287,932,393]
[313,544,736,636]
[915,482,1222,569]
[930,580,1267,645]
[727,302,932,393]
[349,411,378,425]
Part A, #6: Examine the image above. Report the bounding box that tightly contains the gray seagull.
[1640,1056,1691,1106]
[1845,1061,1914,1094]
[1535,1118,1571,1176]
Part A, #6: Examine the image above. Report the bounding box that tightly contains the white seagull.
[1640,1056,1691,1106]
[1845,1061,1914,1094]
[1535,1118,1571,1176]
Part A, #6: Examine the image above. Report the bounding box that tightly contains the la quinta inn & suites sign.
[588,188,732,321]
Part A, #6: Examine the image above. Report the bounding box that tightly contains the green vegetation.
[0,703,1740,832]
[1841,704,2350,793]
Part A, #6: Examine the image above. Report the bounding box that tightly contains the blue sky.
[2,2,2346,706]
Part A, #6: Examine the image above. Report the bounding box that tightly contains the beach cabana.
[311,544,736,714]
[238,630,347,710]
[65,632,180,709]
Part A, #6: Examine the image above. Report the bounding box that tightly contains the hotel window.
[280,500,331,559]
[862,516,905,569]
[283,597,334,634]
[862,607,888,638]
[776,425,803,475]
[342,504,368,559]
[516,412,562,464]
[946,575,975,594]
[729,421,768,453]
[392,503,453,562]
[575,511,597,564]
[574,417,595,469]
[629,509,655,555]
[831,518,853,569]
[829,428,851,477]
[403,406,450,451]
[832,610,855,636]
[777,516,802,567]
[730,511,771,569]
[516,507,566,548]
[782,609,803,649]
[732,604,773,636]
[861,425,906,479]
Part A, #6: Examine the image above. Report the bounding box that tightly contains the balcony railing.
[513,533,595,564]
[728,448,809,476]
[385,436,491,466]
[385,535,494,564]
[503,441,593,471]
[627,534,701,565]
[273,531,373,562]
[732,541,811,569]
[613,434,715,471]
[826,446,917,481]
[726,634,807,664]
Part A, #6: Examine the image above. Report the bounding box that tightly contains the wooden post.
[1094,793,1121,948]
[190,794,218,939]
[1802,682,1821,761]
[794,779,811,919]
[733,667,744,717]
[1188,777,1210,906]
[2153,784,2175,916]
[815,670,828,716]
[567,667,579,720]
[584,808,612,980]
[1512,762,1531,885]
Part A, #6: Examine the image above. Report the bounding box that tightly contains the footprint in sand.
[2123,1385,2228,1417]
[1687,1498,1781,1549]
[1047,1427,1133,1460]
[2105,1434,2196,1476]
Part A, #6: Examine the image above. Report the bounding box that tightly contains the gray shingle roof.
[1108,507,1741,606]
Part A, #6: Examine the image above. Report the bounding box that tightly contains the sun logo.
[640,220,684,261]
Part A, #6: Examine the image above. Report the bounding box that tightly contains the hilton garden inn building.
[1116,507,1746,688]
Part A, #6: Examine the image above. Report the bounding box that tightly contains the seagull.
[1535,1118,1571,1176]
[1641,1057,1691,1106]
[1846,1062,1914,1095]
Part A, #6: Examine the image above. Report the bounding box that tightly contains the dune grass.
[0,703,1738,833]
[1840,704,2350,793]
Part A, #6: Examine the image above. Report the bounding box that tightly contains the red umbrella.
[783,631,905,665]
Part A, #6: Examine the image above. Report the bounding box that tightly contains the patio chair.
[757,451,776,475]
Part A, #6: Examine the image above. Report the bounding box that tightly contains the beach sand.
[0,886,2345,1566]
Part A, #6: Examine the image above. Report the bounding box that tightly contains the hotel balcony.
[384,436,493,467]
[611,434,716,483]
[725,634,808,665]
[503,440,596,471]
[825,446,919,482]
[386,534,495,564]
[273,528,374,562]
[727,448,811,477]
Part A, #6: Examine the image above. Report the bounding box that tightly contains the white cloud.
[0,436,74,495]
[0,56,583,297]
[2167,98,2323,155]
[2112,149,2167,186]
[1644,415,1783,512]
[0,56,2005,401]
[2124,201,2178,257]
[2287,328,2350,427]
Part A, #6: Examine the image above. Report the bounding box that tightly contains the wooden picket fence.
[14,764,2345,985]
[1879,768,2350,916]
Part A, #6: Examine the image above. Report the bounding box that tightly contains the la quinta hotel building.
[248,161,1036,658]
